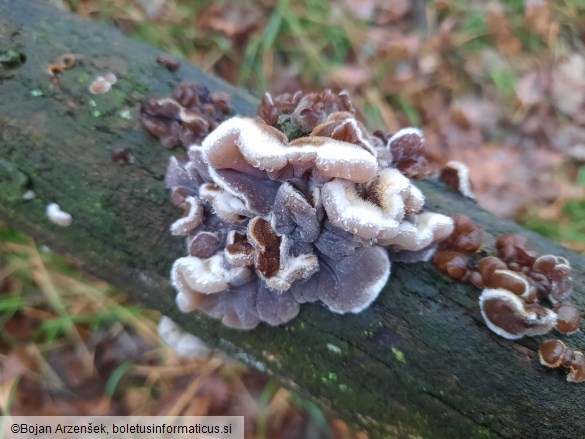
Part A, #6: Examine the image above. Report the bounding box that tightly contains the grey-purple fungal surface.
[162,90,454,329]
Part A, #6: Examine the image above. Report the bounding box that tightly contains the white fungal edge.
[263,235,319,292]
[444,160,475,199]
[387,127,424,148]
[377,168,425,219]
[46,203,73,227]
[224,230,254,267]
[479,288,557,340]
[340,246,391,314]
[327,116,377,156]
[88,76,112,94]
[479,288,525,340]
[179,107,210,129]
[171,254,253,312]
[157,316,211,359]
[263,92,275,106]
[202,117,378,185]
[199,181,252,223]
[104,72,117,85]
[321,178,400,240]
[170,196,204,236]
[380,212,454,251]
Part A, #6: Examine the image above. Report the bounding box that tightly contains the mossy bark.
[1,1,585,438]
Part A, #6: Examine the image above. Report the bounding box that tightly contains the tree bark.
[1,1,584,438]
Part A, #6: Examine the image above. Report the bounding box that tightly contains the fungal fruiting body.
[439,160,475,199]
[432,217,580,342]
[475,241,578,339]
[479,288,557,340]
[46,203,72,227]
[88,73,117,95]
[158,316,211,359]
[162,90,453,329]
[141,83,233,148]
[539,340,585,383]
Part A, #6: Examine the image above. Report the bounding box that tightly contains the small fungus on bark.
[46,202,73,227]
[158,316,211,359]
[539,339,585,383]
[434,220,580,380]
[439,160,475,199]
[479,288,557,340]
[141,83,233,147]
[88,73,117,95]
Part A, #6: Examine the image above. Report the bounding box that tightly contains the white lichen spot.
[22,190,36,200]
[119,109,132,120]
[326,343,342,354]
[46,202,72,227]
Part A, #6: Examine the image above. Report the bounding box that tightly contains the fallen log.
[1,1,584,437]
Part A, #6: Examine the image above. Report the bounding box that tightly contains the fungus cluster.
[433,214,582,382]
[89,72,117,95]
[154,89,454,329]
[434,220,579,338]
[141,83,232,148]
[539,339,585,383]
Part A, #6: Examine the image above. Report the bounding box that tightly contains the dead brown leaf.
[551,53,585,123]
[0,347,37,383]
[200,3,263,42]
[449,97,499,131]
[329,65,372,90]
[342,0,411,24]
[365,28,419,59]
[524,0,553,37]
[516,69,549,107]
[486,3,522,56]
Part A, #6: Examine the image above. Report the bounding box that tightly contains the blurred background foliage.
[2,0,585,437]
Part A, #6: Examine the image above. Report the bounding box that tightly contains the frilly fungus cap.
[164,90,453,329]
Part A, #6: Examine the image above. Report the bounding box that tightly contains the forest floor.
[1,0,585,438]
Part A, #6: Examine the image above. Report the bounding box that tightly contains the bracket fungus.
[154,89,454,329]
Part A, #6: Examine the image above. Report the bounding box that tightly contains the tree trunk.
[1,2,584,438]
